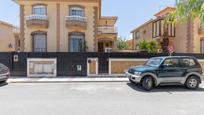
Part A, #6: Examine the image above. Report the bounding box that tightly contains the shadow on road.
[127,82,204,93]
[0,82,8,88]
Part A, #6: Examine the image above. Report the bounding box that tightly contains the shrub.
[138,40,149,51]
[138,40,158,53]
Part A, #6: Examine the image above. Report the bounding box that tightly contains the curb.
[8,78,129,83]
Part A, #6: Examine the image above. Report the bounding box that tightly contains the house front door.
[98,42,104,52]
[98,57,109,74]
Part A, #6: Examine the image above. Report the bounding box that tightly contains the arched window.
[32,32,47,52]
[69,32,85,52]
[69,7,84,17]
[32,5,46,15]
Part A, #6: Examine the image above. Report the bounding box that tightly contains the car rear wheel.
[186,76,199,89]
[142,76,154,91]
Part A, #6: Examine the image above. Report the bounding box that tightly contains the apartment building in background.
[132,7,204,53]
[14,0,118,53]
[0,21,19,52]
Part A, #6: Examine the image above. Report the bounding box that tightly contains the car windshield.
[145,58,163,67]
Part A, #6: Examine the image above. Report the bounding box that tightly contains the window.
[33,5,46,15]
[201,39,204,53]
[181,58,196,67]
[153,20,161,38]
[163,58,179,67]
[136,32,140,39]
[161,20,164,36]
[153,22,156,38]
[69,7,84,17]
[33,33,46,52]
[152,19,175,38]
[168,23,175,37]
[69,33,85,52]
[156,21,160,36]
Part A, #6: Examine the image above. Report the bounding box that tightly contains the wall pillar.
[56,3,60,52]
[93,7,98,52]
[20,5,25,52]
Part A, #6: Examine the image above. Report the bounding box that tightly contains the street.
[0,82,204,115]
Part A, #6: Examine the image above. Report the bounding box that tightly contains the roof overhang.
[154,7,176,18]
[14,0,100,5]
[131,19,154,33]
[99,16,118,25]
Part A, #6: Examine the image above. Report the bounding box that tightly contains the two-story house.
[132,7,204,53]
[14,0,118,52]
[131,7,176,52]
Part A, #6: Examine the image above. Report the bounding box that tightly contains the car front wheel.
[186,76,199,89]
[142,76,154,91]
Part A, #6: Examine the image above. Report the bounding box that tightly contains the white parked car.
[0,63,10,83]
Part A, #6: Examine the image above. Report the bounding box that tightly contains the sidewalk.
[8,77,129,83]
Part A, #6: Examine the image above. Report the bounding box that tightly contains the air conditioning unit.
[105,48,112,53]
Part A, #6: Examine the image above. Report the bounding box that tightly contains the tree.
[168,0,204,24]
[117,38,128,50]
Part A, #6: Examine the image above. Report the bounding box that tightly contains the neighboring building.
[14,0,118,52]
[126,39,133,50]
[0,20,20,52]
[132,7,204,53]
[131,7,176,52]
[175,17,204,53]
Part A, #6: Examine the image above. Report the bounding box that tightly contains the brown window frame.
[152,19,176,38]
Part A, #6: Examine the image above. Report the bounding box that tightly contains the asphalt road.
[0,82,204,115]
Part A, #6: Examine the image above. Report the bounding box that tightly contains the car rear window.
[181,58,197,67]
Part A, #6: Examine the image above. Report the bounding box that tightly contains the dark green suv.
[126,56,203,91]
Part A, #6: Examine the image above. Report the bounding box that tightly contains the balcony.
[65,16,87,29]
[26,15,49,28]
[98,26,118,35]
[198,25,204,34]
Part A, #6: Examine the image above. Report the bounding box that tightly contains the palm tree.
[169,0,204,24]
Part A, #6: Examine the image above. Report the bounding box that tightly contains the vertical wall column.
[113,38,117,51]
[20,5,25,52]
[93,7,98,52]
[56,3,60,52]
[187,19,194,53]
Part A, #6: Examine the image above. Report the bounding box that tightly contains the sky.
[0,0,175,39]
